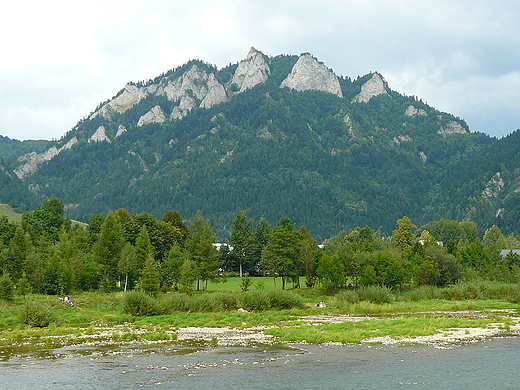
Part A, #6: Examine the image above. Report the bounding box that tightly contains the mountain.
[1,47,519,241]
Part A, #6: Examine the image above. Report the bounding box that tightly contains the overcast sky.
[1,0,519,140]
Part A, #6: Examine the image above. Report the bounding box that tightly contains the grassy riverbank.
[1,281,519,347]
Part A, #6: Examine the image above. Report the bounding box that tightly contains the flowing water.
[1,336,519,389]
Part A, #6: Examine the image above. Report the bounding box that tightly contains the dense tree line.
[1,199,520,298]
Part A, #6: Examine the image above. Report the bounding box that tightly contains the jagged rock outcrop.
[89,126,112,143]
[394,135,411,145]
[482,172,504,199]
[171,96,196,120]
[405,105,427,117]
[343,114,355,137]
[231,47,270,93]
[158,65,228,109]
[137,105,167,127]
[437,121,467,137]
[280,54,343,97]
[14,137,78,179]
[352,73,388,103]
[92,84,149,119]
[115,125,127,138]
[200,74,228,108]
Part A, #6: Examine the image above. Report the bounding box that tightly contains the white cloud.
[1,0,519,140]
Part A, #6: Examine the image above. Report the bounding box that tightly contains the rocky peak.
[115,125,127,138]
[137,105,167,127]
[89,126,112,143]
[159,65,227,108]
[231,47,270,93]
[280,54,343,97]
[200,73,228,108]
[352,73,388,103]
[92,84,149,119]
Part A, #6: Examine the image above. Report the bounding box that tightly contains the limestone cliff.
[231,47,270,93]
[137,105,167,127]
[92,84,150,119]
[352,73,388,103]
[280,54,343,97]
[14,137,78,179]
[89,126,111,143]
[171,95,196,120]
[115,125,127,138]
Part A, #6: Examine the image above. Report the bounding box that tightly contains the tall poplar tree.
[228,210,254,277]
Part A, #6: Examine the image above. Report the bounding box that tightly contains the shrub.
[19,301,57,327]
[335,290,360,307]
[268,290,304,310]
[440,281,520,302]
[238,290,304,311]
[357,286,394,304]
[239,290,271,311]
[161,293,190,313]
[402,286,440,301]
[122,291,161,316]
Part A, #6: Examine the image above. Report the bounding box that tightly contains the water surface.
[1,337,519,389]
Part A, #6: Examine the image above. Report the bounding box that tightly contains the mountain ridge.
[0,47,518,241]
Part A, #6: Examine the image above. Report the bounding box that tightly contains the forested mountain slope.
[0,48,518,241]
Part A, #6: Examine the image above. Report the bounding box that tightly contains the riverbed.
[1,336,519,389]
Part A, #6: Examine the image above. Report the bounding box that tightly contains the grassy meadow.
[0,204,22,223]
[0,279,519,347]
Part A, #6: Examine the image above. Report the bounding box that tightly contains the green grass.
[265,315,501,344]
[206,276,304,292]
[0,285,519,346]
[0,204,22,222]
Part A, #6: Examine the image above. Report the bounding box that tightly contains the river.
[1,336,519,389]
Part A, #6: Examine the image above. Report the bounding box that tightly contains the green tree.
[0,273,14,300]
[0,215,16,247]
[299,226,320,287]
[483,225,507,251]
[163,244,186,290]
[161,210,190,247]
[87,214,104,245]
[118,243,137,292]
[259,216,302,289]
[316,253,344,288]
[178,258,196,293]
[185,211,220,290]
[139,253,160,293]
[92,211,125,287]
[134,227,153,272]
[392,216,417,251]
[3,226,31,281]
[22,198,68,243]
[250,217,270,274]
[228,210,254,277]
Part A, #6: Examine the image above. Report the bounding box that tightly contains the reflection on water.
[1,337,520,389]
